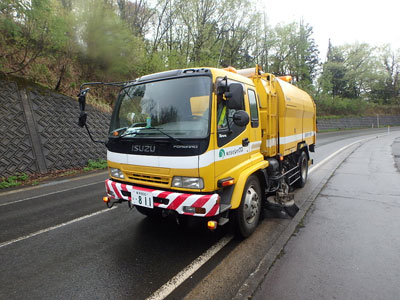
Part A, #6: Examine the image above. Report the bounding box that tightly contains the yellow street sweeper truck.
[78,65,316,237]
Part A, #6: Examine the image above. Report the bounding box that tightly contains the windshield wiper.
[117,126,182,143]
[142,127,182,144]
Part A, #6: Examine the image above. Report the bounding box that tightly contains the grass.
[0,173,29,189]
[0,158,108,190]
[83,159,107,171]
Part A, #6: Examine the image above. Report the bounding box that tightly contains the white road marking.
[0,133,388,296]
[0,181,105,207]
[309,136,375,175]
[146,234,233,300]
[0,207,116,249]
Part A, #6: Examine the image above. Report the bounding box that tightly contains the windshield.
[109,76,211,139]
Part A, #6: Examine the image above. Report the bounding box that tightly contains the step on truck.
[77,65,316,237]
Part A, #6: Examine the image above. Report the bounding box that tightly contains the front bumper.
[105,179,220,217]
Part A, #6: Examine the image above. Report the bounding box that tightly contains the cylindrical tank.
[274,78,316,156]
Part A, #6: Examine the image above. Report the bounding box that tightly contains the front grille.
[125,172,170,185]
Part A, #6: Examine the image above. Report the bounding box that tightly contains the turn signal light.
[222,179,234,187]
[207,221,218,230]
[217,177,235,188]
[103,196,110,203]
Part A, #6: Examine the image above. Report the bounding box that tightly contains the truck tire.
[135,206,161,218]
[235,175,262,238]
[295,151,308,188]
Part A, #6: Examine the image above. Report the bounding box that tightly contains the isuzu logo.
[132,145,156,153]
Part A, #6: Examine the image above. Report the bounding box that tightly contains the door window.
[216,79,246,147]
[247,89,259,128]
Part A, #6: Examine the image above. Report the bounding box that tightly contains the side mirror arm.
[78,88,90,112]
[77,87,106,147]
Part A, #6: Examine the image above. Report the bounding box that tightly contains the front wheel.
[235,175,262,238]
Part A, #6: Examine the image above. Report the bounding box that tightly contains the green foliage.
[0,173,29,189]
[0,0,70,74]
[259,20,319,92]
[318,42,399,101]
[315,94,374,116]
[83,159,107,171]
[0,0,399,113]
[79,0,146,78]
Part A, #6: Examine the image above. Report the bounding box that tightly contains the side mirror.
[78,111,87,128]
[77,88,90,127]
[232,110,249,127]
[216,81,228,95]
[226,83,244,110]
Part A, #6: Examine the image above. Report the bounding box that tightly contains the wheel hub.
[243,186,259,224]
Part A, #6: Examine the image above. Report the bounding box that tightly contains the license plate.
[131,189,154,208]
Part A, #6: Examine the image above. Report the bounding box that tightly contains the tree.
[78,0,146,79]
[0,0,70,76]
[319,41,349,97]
[263,21,319,91]
[370,46,400,103]
[319,42,377,99]
[117,0,154,37]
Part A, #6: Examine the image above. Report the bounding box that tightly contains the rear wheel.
[235,175,262,238]
[295,151,308,188]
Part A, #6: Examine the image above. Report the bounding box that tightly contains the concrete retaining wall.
[0,80,110,177]
[317,115,400,131]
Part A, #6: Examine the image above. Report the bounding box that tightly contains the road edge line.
[309,136,373,175]
[233,136,376,299]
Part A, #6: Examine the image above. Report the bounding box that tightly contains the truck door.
[247,89,262,155]
[214,81,251,181]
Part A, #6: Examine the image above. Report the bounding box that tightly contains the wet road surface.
[0,127,398,300]
[253,131,400,300]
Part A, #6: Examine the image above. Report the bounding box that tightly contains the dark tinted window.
[248,89,259,127]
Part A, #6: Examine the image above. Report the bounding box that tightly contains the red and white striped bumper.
[105,179,220,217]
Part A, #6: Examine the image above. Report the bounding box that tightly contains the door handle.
[242,138,249,147]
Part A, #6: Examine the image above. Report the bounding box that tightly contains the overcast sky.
[262,0,400,60]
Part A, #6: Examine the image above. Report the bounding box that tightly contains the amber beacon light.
[278,75,292,82]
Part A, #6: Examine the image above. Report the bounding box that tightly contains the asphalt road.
[0,127,398,300]
[253,129,400,300]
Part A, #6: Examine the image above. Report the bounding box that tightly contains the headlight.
[110,168,125,179]
[172,176,204,189]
